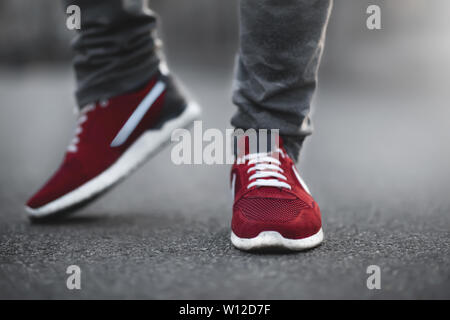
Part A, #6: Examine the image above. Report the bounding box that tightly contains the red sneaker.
[230,140,323,251]
[26,73,201,218]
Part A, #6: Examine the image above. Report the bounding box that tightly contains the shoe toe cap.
[232,198,322,239]
[26,158,87,210]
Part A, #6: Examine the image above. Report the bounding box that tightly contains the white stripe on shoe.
[230,173,236,202]
[110,81,166,147]
[291,165,311,195]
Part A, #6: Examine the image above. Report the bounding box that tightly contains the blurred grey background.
[0,0,449,299]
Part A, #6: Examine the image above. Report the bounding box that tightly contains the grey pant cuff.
[75,65,159,107]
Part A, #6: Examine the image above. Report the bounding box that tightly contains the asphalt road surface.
[0,59,449,299]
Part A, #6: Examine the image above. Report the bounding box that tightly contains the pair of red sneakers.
[26,73,323,251]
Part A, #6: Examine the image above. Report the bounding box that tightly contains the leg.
[26,0,201,218]
[230,0,332,251]
[62,0,161,107]
[232,0,332,160]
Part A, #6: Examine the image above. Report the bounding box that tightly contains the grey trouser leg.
[232,0,332,160]
[63,0,160,107]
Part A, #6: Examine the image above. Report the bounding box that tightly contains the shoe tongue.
[235,130,283,158]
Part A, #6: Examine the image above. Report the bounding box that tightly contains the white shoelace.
[241,148,291,190]
[67,100,108,153]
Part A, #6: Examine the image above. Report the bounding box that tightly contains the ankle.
[281,136,304,162]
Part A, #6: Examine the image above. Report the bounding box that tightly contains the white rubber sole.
[26,101,201,218]
[231,228,324,251]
